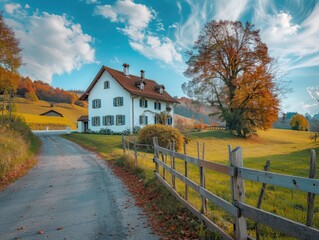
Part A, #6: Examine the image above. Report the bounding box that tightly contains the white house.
[78,64,179,133]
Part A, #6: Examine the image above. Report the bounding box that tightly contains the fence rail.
[152,137,319,240]
[122,136,319,239]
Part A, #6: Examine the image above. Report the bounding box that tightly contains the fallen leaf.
[37,230,45,235]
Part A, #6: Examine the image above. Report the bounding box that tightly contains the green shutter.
[146,116,148,125]
[113,98,116,106]
[111,116,114,125]
[139,116,142,125]
[140,99,142,107]
[145,100,148,108]
[154,102,156,109]
[159,103,161,110]
[122,115,125,125]
[120,97,123,106]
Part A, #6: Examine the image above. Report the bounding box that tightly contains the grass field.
[63,129,319,239]
[14,97,87,129]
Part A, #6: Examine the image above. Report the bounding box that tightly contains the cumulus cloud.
[94,0,181,65]
[130,36,182,64]
[4,3,21,14]
[6,11,96,83]
[253,1,319,71]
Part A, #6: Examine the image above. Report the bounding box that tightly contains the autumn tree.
[183,20,279,137]
[0,13,22,124]
[290,114,309,131]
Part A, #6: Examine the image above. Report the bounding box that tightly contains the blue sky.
[1,0,319,115]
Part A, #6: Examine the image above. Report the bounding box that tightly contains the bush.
[99,128,113,135]
[138,124,184,150]
[290,114,309,131]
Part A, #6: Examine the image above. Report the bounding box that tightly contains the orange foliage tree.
[183,20,279,137]
[290,114,309,131]
[0,13,22,124]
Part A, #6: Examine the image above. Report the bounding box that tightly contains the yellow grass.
[14,97,87,130]
[17,113,74,130]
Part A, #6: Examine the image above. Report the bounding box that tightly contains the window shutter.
[122,115,125,125]
[145,100,148,108]
[113,98,116,106]
[98,99,101,108]
[159,103,161,110]
[146,116,148,125]
[140,99,142,107]
[120,97,123,106]
[139,116,142,125]
[111,116,114,125]
[154,102,156,109]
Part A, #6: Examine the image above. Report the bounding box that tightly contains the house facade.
[78,64,178,133]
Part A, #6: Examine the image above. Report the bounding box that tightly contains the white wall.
[88,69,175,133]
[132,98,175,130]
[88,70,131,132]
[77,120,84,133]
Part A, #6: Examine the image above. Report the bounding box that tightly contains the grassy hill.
[14,97,87,130]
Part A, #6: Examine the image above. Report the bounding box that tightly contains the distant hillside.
[175,97,221,125]
[14,97,87,130]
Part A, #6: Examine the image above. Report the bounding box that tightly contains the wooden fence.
[151,137,319,240]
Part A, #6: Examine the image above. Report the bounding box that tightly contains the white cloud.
[174,0,248,50]
[6,12,96,83]
[86,0,98,4]
[307,87,319,101]
[94,0,181,64]
[25,4,30,9]
[253,2,319,71]
[4,3,21,14]
[94,0,153,29]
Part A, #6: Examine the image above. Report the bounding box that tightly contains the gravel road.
[0,132,159,240]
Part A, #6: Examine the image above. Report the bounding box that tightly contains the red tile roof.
[79,65,179,103]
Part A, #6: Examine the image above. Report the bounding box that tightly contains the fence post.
[134,139,138,166]
[307,149,316,226]
[197,142,207,215]
[256,160,271,240]
[170,141,176,189]
[153,137,159,173]
[161,152,166,180]
[184,141,188,201]
[230,147,248,240]
[122,135,126,154]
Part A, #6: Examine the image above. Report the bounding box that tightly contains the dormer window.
[154,84,165,94]
[140,82,144,90]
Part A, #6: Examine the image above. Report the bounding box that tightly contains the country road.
[0,132,159,240]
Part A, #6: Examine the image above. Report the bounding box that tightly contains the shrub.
[133,126,141,134]
[99,128,113,135]
[138,124,184,150]
[25,92,39,102]
[290,114,309,131]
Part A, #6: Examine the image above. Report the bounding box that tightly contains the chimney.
[140,70,145,79]
[123,63,130,76]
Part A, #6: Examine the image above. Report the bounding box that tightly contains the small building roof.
[79,65,179,103]
[40,110,63,117]
[77,115,88,122]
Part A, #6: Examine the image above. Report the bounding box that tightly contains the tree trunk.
[1,91,6,125]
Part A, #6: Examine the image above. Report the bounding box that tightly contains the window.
[154,102,161,110]
[92,99,101,109]
[159,87,163,94]
[103,115,114,126]
[140,83,144,90]
[154,115,160,124]
[92,116,100,126]
[116,115,125,125]
[113,97,124,106]
[139,115,148,125]
[104,81,110,89]
[139,98,148,108]
[166,116,172,125]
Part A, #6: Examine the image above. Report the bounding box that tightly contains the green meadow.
[64,129,319,239]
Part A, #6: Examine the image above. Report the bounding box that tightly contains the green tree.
[290,114,309,131]
[0,13,22,124]
[183,20,280,138]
